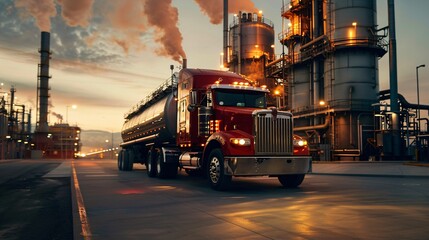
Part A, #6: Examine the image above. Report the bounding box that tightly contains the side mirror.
[187,105,196,112]
[187,90,197,112]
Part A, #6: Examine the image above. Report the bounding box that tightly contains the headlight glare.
[230,138,251,146]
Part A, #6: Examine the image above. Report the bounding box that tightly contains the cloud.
[57,0,94,27]
[5,0,191,65]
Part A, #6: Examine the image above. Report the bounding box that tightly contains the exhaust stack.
[223,0,228,66]
[36,31,51,133]
[182,58,187,69]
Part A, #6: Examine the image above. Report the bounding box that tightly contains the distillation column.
[281,0,386,160]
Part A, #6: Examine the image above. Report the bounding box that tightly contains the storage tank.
[323,0,382,151]
[121,92,177,145]
[228,12,275,87]
[325,0,380,110]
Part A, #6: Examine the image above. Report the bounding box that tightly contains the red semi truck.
[118,68,311,190]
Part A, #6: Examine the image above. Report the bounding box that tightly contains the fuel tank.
[121,92,177,144]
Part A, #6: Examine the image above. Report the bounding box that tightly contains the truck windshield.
[215,90,266,108]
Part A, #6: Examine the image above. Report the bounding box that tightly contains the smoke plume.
[194,0,258,24]
[15,0,57,31]
[107,0,148,54]
[57,0,94,27]
[143,0,186,63]
[51,112,63,122]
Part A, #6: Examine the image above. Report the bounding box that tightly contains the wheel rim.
[157,156,161,174]
[147,160,152,172]
[118,151,122,169]
[209,157,221,184]
[147,152,152,172]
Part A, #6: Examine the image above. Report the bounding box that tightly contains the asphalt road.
[0,160,73,240]
[1,159,429,240]
[73,159,429,240]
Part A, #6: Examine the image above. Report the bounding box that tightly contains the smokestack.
[387,0,401,157]
[9,86,15,121]
[27,108,32,134]
[182,58,187,69]
[36,31,51,133]
[223,0,228,66]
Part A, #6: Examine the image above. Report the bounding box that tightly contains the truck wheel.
[278,174,305,188]
[207,149,231,191]
[117,150,124,171]
[146,150,157,178]
[156,149,168,178]
[124,150,134,171]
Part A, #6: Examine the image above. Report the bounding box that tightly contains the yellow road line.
[72,160,92,240]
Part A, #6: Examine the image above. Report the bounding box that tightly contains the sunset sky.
[0,0,428,133]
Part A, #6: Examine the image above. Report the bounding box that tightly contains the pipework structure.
[0,86,32,159]
[269,0,390,160]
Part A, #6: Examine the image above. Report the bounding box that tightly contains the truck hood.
[216,106,257,134]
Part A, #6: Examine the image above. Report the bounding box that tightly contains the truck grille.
[253,110,293,155]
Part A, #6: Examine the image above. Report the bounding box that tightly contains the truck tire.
[146,150,157,178]
[117,150,124,171]
[123,150,134,171]
[207,149,231,191]
[156,149,168,178]
[155,149,178,178]
[278,174,305,188]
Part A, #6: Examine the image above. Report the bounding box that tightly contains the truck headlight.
[293,139,308,147]
[230,138,251,146]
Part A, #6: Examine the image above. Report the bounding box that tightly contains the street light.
[416,64,425,161]
[66,104,77,123]
[416,64,426,128]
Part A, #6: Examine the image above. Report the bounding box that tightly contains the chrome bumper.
[224,156,312,176]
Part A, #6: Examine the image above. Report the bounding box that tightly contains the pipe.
[238,12,242,74]
[312,0,320,38]
[9,86,15,122]
[223,0,228,66]
[300,35,328,50]
[388,0,401,157]
[294,114,330,132]
[379,90,429,110]
[349,87,354,146]
[27,108,32,134]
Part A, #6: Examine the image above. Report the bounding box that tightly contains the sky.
[0,0,428,134]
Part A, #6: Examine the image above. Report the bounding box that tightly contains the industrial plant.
[221,0,428,161]
[1,0,427,162]
[0,32,81,160]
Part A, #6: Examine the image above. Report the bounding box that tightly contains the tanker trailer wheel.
[117,150,124,171]
[123,150,134,171]
[156,149,168,178]
[207,149,231,191]
[146,150,157,178]
[278,174,305,188]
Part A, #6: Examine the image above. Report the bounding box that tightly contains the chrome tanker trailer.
[118,68,312,190]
